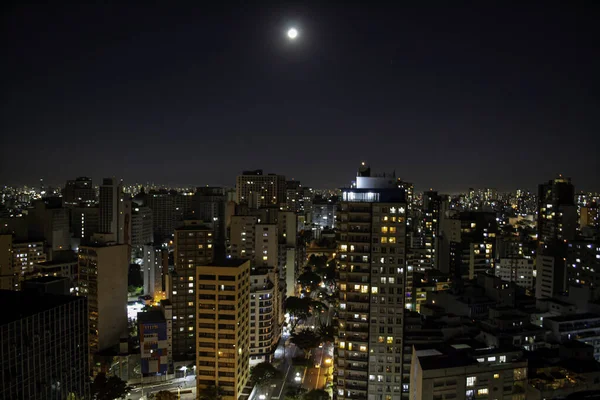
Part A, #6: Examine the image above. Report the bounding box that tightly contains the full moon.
[287,28,298,39]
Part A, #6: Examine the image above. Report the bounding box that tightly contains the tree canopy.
[285,296,312,332]
[303,389,331,400]
[298,271,322,290]
[290,328,321,353]
[316,322,335,344]
[249,362,281,388]
[198,385,224,400]
[91,373,131,400]
[154,391,178,400]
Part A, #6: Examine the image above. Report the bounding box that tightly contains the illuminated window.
[340,284,346,291]
[350,245,355,251]
[389,227,396,234]
[371,287,378,294]
[359,345,367,352]
[493,373,500,379]
[477,389,488,395]
[188,276,194,281]
[388,237,396,244]
[198,244,204,249]
[263,256,268,261]
[386,337,393,344]
[339,341,345,349]
[382,216,388,221]
[381,226,388,234]
[361,285,369,293]
[188,302,193,306]
[380,237,388,244]
[188,326,193,331]
[466,376,476,387]
[340,245,348,252]
[207,244,213,249]
[499,355,506,362]
[378,336,384,343]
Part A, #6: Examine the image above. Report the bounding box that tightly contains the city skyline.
[3,3,599,191]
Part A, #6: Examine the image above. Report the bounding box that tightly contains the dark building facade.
[0,290,89,400]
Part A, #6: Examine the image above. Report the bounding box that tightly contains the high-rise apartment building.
[535,245,567,299]
[193,187,226,245]
[138,300,173,376]
[495,258,534,291]
[0,234,14,290]
[70,205,99,241]
[146,189,176,240]
[229,215,258,260]
[99,178,131,245]
[0,289,89,400]
[336,166,408,400]
[249,267,280,365]
[27,197,70,258]
[142,244,167,299]
[538,176,577,243]
[235,169,286,207]
[285,180,303,212]
[172,221,214,360]
[63,176,95,207]
[422,190,442,269]
[79,237,128,356]
[12,239,46,285]
[196,259,250,400]
[131,205,153,246]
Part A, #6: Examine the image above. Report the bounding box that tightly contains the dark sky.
[2,2,599,192]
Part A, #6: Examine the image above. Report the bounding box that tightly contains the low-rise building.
[544,313,600,361]
[410,342,528,400]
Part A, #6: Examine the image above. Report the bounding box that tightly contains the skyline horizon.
[5,170,598,196]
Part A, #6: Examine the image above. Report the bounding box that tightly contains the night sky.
[2,3,599,192]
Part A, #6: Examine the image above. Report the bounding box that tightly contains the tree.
[307,255,328,272]
[290,328,321,354]
[249,362,281,389]
[285,387,307,400]
[303,389,331,400]
[285,296,311,333]
[298,271,322,291]
[154,391,178,400]
[90,373,131,400]
[198,385,225,400]
[316,322,334,344]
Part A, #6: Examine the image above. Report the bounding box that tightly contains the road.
[127,375,196,400]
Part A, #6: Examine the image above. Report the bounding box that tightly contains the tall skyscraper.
[336,165,408,399]
[196,259,250,400]
[538,176,577,243]
[78,237,128,357]
[235,170,286,208]
[0,289,89,400]
[171,221,214,360]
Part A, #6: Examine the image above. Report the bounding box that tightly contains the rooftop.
[0,290,83,325]
[138,310,165,323]
[176,224,213,231]
[545,313,600,323]
[203,258,249,268]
